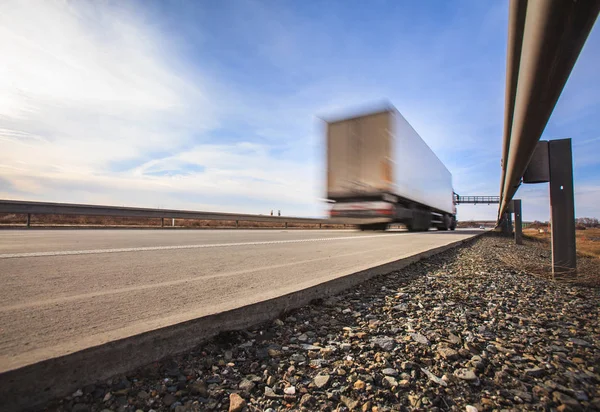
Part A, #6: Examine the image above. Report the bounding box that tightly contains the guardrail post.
[235,220,239,229]
[26,213,31,228]
[548,139,576,276]
[513,199,523,245]
[161,218,164,228]
[285,222,288,229]
[319,223,322,229]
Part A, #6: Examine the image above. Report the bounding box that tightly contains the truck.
[325,105,457,231]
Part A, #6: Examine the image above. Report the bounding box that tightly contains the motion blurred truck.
[325,106,456,231]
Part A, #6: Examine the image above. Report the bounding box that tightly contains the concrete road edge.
[1,232,485,411]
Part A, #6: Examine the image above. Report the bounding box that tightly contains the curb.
[1,231,486,411]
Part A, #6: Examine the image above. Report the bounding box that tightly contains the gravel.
[45,234,600,411]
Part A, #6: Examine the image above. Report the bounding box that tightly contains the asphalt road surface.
[0,228,479,372]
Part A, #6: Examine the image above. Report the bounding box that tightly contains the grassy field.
[523,227,600,259]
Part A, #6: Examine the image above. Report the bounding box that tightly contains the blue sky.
[0,0,598,221]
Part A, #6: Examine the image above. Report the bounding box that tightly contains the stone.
[284,386,296,395]
[568,338,591,347]
[163,394,177,407]
[314,374,330,389]
[340,343,352,351]
[398,379,410,388]
[372,336,395,351]
[137,390,149,400]
[454,368,477,381]
[341,395,359,410]
[238,379,255,393]
[382,368,398,376]
[353,380,365,390]
[553,391,582,411]
[228,393,246,412]
[264,387,280,399]
[465,406,478,412]
[409,332,430,345]
[421,368,447,387]
[72,389,83,398]
[382,376,398,388]
[300,394,316,406]
[524,367,545,377]
[437,347,459,361]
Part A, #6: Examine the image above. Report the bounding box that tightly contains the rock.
[382,376,398,388]
[454,368,477,381]
[284,386,296,395]
[340,343,352,351]
[103,392,112,402]
[163,394,177,407]
[137,390,149,400]
[568,338,591,347]
[229,393,246,412]
[437,346,459,361]
[264,386,280,399]
[290,353,306,363]
[382,368,398,376]
[314,373,330,389]
[72,389,83,398]
[273,319,284,326]
[398,379,410,388]
[298,333,308,342]
[465,406,478,412]
[268,348,282,358]
[409,332,430,345]
[553,392,582,411]
[300,393,315,406]
[524,367,545,377]
[421,368,447,387]
[341,395,359,410]
[353,380,365,390]
[372,336,395,351]
[238,379,255,393]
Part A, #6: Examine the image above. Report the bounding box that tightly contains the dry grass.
[523,227,600,259]
[0,213,347,230]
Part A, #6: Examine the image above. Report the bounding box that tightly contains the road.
[0,228,479,373]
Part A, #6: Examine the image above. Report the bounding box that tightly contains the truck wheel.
[450,217,456,230]
[437,215,450,231]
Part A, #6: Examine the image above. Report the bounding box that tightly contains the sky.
[0,0,598,221]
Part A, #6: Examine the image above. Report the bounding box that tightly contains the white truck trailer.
[326,106,456,231]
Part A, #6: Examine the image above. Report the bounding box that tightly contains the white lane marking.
[0,234,393,259]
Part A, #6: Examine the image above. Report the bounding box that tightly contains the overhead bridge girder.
[453,195,500,205]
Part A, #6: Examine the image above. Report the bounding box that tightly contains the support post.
[513,199,523,245]
[161,217,164,227]
[235,220,239,229]
[172,218,175,227]
[501,212,512,234]
[285,222,288,229]
[548,139,576,276]
[26,213,31,228]
[319,223,322,229]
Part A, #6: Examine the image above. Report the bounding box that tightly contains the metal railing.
[0,199,336,228]
[498,0,600,219]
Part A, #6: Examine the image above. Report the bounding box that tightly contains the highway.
[0,228,479,373]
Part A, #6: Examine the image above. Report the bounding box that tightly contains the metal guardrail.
[498,0,600,218]
[0,199,335,227]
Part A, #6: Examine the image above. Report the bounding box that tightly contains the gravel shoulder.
[43,234,600,412]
